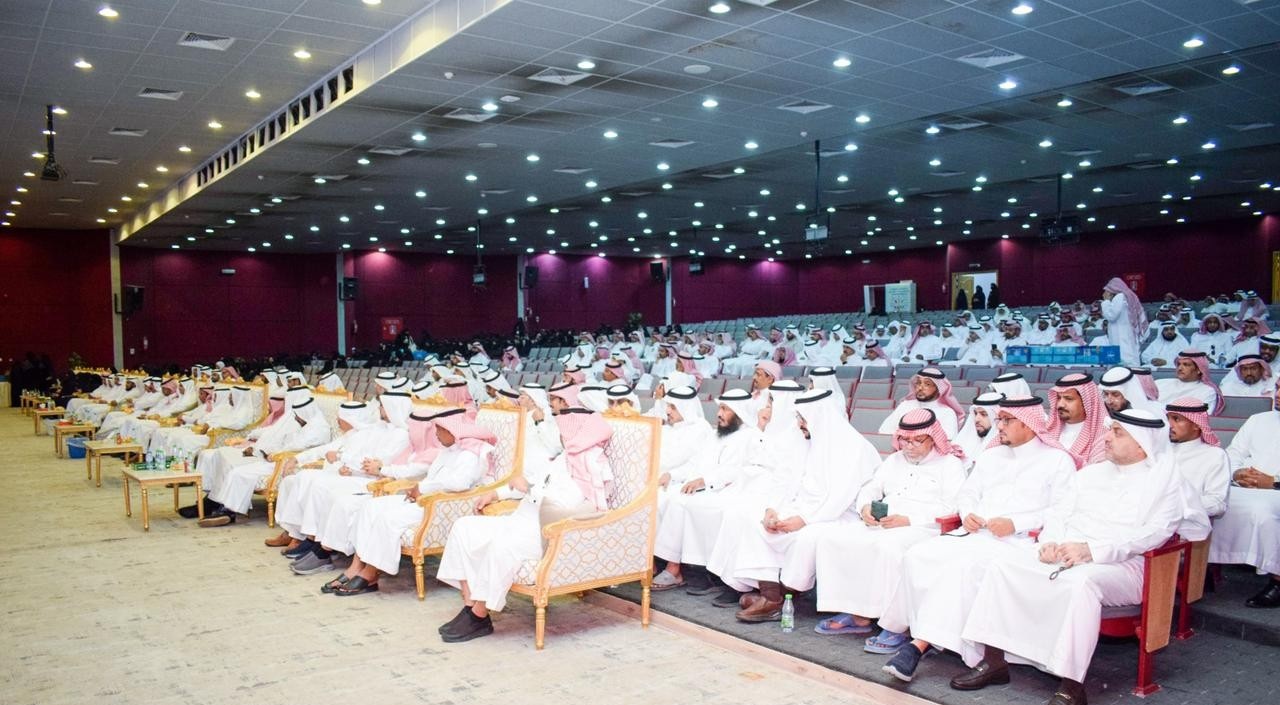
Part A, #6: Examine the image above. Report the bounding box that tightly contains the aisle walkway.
[0,409,911,705]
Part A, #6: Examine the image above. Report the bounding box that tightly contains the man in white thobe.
[948,410,1183,705]
[1220,354,1272,397]
[954,392,1003,467]
[654,386,716,519]
[1155,350,1223,413]
[1098,366,1162,416]
[1047,373,1108,469]
[708,389,880,622]
[652,390,771,594]
[951,326,994,366]
[1190,314,1236,366]
[1142,323,1190,369]
[902,323,945,364]
[878,369,963,440]
[873,395,1075,677]
[1165,399,1231,520]
[1208,376,1280,608]
[1101,277,1148,366]
[810,409,965,637]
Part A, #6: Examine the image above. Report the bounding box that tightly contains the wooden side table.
[53,423,95,457]
[83,441,142,488]
[121,467,204,531]
[33,408,66,434]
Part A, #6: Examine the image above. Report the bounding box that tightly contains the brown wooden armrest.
[378,479,419,495]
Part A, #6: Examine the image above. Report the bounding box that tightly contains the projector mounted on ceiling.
[41,105,67,182]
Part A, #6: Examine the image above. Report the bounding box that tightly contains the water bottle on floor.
[780,594,795,633]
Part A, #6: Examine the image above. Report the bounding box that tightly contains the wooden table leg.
[195,480,204,520]
[141,486,150,531]
[54,430,61,457]
[123,476,132,517]
[173,485,179,510]
[86,450,92,480]
[96,454,103,488]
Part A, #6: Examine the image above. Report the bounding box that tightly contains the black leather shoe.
[439,606,472,634]
[1245,579,1280,608]
[949,660,1011,691]
[712,587,746,608]
[1047,678,1088,705]
[441,610,493,643]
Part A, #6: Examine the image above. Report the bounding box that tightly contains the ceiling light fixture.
[925,125,940,135]
[1222,64,1241,76]
[998,78,1017,90]
[833,57,851,68]
[855,113,871,124]
[744,140,758,150]
[245,89,261,99]
[98,5,118,18]
[1057,97,1073,107]
[1183,37,1204,49]
[74,59,92,69]
[844,142,858,152]
[481,102,498,112]
[1172,115,1188,125]
[701,98,719,108]
[576,59,596,70]
[709,2,730,13]
[178,145,191,152]
[657,162,670,171]
[294,49,311,59]
[585,180,597,188]
[603,129,618,139]
[465,174,477,182]
[411,132,426,142]
[525,153,539,162]
[1201,140,1217,150]
[208,120,222,129]
[1038,138,1053,148]
[1011,3,1033,15]
[929,158,942,167]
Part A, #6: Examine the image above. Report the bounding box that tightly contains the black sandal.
[320,575,350,594]
[334,575,378,596]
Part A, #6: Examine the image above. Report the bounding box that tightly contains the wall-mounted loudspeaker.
[650,261,666,282]
[339,277,359,301]
[523,265,539,288]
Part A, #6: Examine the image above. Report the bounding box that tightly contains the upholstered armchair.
[206,383,270,448]
[508,413,660,649]
[254,390,352,526]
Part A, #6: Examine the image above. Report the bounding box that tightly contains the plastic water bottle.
[780,594,795,633]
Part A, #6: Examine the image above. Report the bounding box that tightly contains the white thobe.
[878,440,1075,663]
[1024,325,1055,346]
[1210,411,1280,574]
[209,418,331,514]
[1190,332,1235,365]
[350,446,486,574]
[1155,378,1219,410]
[903,335,944,363]
[657,420,717,515]
[1228,337,1261,364]
[1101,296,1140,366]
[1141,335,1189,368]
[1169,439,1231,518]
[878,399,960,440]
[722,338,773,377]
[951,341,993,366]
[436,446,606,612]
[654,426,770,566]
[1220,375,1272,397]
[959,457,1183,682]
[812,452,965,618]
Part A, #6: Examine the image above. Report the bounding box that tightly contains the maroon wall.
[525,253,665,332]
[0,228,113,372]
[345,250,518,346]
[118,248,338,367]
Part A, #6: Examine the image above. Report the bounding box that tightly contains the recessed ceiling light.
[155,165,168,173]
[855,113,871,124]
[23,171,34,177]
[30,152,41,159]
[975,175,988,183]
[844,142,858,152]
[1038,138,1053,148]
[576,59,596,70]
[294,49,311,59]
[744,140,758,150]
[1093,186,1104,193]
[1167,157,1180,165]
[601,196,612,203]
[929,158,942,167]
[585,180,598,188]
[208,120,222,129]
[1172,115,1188,125]
[1057,97,1073,107]
[760,188,771,196]
[1078,159,1092,168]
[657,162,670,171]
[74,59,92,69]
[178,145,191,153]
[833,57,851,68]
[925,125,940,135]
[98,5,118,18]
[526,153,539,162]
[1011,3,1033,15]
[362,0,381,5]
[465,174,477,182]
[709,2,730,13]
[245,89,261,99]
[120,195,132,202]
[1222,64,1241,76]
[661,182,673,190]
[411,132,427,142]
[15,187,26,193]
[525,195,537,203]
[339,215,350,223]
[1183,37,1204,49]
[602,129,618,139]
[1061,172,1073,179]
[1202,140,1217,150]
[836,175,849,183]
[373,204,385,211]
[998,78,1017,90]
[482,102,498,112]
[701,98,719,108]
[1189,173,1202,181]
[357,157,370,166]
[51,106,67,115]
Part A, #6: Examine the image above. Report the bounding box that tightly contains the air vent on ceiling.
[1109,191,1136,197]
[1061,148,1101,157]
[937,118,988,131]
[1228,121,1274,132]
[824,188,856,195]
[423,206,451,211]
[777,99,831,114]
[650,138,695,148]
[313,174,349,181]
[48,212,70,217]
[88,156,120,164]
[1026,176,1057,183]
[617,191,651,197]
[1126,161,1167,170]
[702,172,740,179]
[528,67,590,86]
[554,206,582,211]
[178,32,236,51]
[554,166,592,174]
[930,170,966,177]
[480,189,512,195]
[806,147,849,157]
[109,128,148,137]
[443,108,497,123]
[737,0,781,5]
[72,179,99,185]
[921,192,951,198]
[955,48,1025,69]
[1113,81,1172,96]
[56,197,83,203]
[367,146,414,156]
[138,87,184,101]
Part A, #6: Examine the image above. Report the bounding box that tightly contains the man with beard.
[1047,373,1108,469]
[1221,354,1273,397]
[1098,366,1162,415]
[1142,322,1190,368]
[1155,351,1224,414]
[879,369,964,440]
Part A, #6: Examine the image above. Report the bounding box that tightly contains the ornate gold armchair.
[398,404,527,600]
[509,413,660,649]
[206,383,270,448]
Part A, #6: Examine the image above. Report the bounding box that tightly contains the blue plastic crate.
[1004,345,1120,366]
